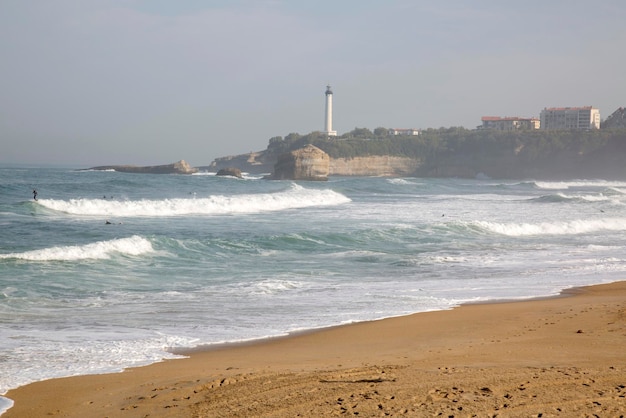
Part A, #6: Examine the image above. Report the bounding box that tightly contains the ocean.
[1,166,625,413]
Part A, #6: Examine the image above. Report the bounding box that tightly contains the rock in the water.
[271,144,329,181]
[216,167,243,178]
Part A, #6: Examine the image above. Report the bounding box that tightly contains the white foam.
[427,255,470,264]
[553,192,625,203]
[250,279,305,295]
[0,236,153,261]
[37,184,351,217]
[191,171,265,180]
[474,218,626,236]
[387,178,415,185]
[191,171,216,176]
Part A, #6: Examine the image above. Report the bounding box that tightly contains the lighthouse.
[324,85,337,137]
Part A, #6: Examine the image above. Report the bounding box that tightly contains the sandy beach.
[4,281,626,417]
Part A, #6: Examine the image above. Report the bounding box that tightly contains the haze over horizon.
[1,1,625,167]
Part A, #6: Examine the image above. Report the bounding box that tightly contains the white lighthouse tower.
[324,85,337,137]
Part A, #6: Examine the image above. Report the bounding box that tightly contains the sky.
[1,0,625,166]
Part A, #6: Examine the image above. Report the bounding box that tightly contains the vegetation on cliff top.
[263,126,626,179]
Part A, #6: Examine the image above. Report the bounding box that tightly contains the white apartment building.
[540,106,600,130]
[480,116,540,131]
[388,128,419,136]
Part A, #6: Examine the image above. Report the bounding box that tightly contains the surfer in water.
[33,189,38,201]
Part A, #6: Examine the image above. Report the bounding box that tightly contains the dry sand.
[5,281,626,417]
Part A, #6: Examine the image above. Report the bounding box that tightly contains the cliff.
[204,152,421,178]
[271,145,329,181]
[330,156,421,176]
[204,126,626,180]
[87,160,198,174]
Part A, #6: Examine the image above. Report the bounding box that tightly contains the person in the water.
[33,189,37,201]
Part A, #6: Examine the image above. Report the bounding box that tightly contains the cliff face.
[414,143,626,180]
[87,160,198,174]
[272,145,329,181]
[330,156,421,177]
[206,152,422,178]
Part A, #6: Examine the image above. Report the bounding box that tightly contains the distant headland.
[202,124,626,180]
[84,160,197,175]
[83,107,626,181]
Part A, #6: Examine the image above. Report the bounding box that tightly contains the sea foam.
[0,236,153,261]
[37,184,351,217]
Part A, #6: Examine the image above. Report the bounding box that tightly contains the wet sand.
[5,281,626,417]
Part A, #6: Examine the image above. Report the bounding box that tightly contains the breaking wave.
[532,193,619,203]
[36,184,351,217]
[0,236,153,261]
[533,180,626,190]
[471,218,626,236]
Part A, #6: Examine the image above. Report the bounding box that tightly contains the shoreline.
[174,290,571,357]
[5,280,626,417]
[172,283,582,357]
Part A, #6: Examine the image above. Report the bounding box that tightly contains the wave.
[533,180,626,190]
[386,178,423,186]
[36,184,351,217]
[608,187,626,195]
[471,218,626,236]
[191,171,267,180]
[0,236,153,261]
[532,192,616,203]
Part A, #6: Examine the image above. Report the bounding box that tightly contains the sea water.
[1,167,625,413]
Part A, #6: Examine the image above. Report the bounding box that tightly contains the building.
[324,85,337,137]
[540,106,600,130]
[480,116,540,131]
[388,128,420,136]
[600,107,626,129]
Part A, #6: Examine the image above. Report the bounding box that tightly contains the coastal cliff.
[204,151,421,178]
[204,126,626,180]
[330,156,421,177]
[86,160,198,174]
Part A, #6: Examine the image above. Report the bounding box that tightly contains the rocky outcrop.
[86,160,198,174]
[330,156,421,177]
[271,145,329,181]
[200,151,274,174]
[216,167,243,178]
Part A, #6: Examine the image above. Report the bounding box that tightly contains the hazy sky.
[1,1,624,166]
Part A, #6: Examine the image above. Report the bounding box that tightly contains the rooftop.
[481,116,538,121]
[543,106,595,111]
